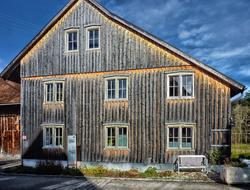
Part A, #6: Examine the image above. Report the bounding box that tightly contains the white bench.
[175,155,208,173]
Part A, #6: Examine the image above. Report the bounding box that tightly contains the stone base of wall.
[22,159,174,172]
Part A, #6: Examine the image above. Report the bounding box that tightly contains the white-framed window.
[105,124,128,149]
[43,125,64,148]
[167,73,194,98]
[65,29,79,52]
[86,26,100,50]
[166,123,195,150]
[105,77,128,100]
[44,81,64,103]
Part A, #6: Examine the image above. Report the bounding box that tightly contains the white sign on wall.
[67,135,77,167]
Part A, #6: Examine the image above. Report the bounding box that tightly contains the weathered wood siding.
[0,114,20,155]
[21,66,231,163]
[20,0,188,78]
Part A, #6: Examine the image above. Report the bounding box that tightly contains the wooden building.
[0,78,20,156]
[0,0,245,166]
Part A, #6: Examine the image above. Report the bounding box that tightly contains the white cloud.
[209,44,250,59]
[238,67,250,77]
[178,25,210,40]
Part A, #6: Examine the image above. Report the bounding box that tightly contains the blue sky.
[0,0,249,90]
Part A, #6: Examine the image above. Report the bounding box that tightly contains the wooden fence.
[0,114,20,155]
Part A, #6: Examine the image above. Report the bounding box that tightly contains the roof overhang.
[0,103,20,106]
[0,0,245,96]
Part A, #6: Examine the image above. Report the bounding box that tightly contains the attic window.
[86,26,100,50]
[65,29,78,52]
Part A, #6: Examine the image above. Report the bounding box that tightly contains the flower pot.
[220,166,250,184]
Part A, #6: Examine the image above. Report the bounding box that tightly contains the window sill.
[86,48,101,51]
[104,147,129,151]
[166,97,195,101]
[166,148,195,151]
[104,98,128,102]
[43,102,64,105]
[42,146,64,149]
[64,50,79,54]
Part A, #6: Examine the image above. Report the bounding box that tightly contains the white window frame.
[65,29,79,53]
[86,26,101,50]
[105,77,128,101]
[42,124,64,149]
[104,124,128,149]
[167,72,194,99]
[44,81,64,104]
[166,123,195,151]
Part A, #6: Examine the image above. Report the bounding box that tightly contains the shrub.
[62,168,83,176]
[141,167,158,178]
[80,166,110,177]
[36,160,64,175]
[209,147,230,165]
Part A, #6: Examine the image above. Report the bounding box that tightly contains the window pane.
[68,33,73,41]
[118,79,127,99]
[169,76,179,97]
[89,39,94,49]
[89,29,99,49]
[73,32,77,41]
[169,127,179,148]
[107,79,116,99]
[182,75,193,97]
[55,128,63,146]
[89,30,94,39]
[45,128,53,146]
[67,32,77,51]
[94,39,99,48]
[73,42,77,50]
[46,83,53,102]
[182,127,192,148]
[94,30,99,38]
[55,83,63,102]
[107,127,116,147]
[118,127,127,147]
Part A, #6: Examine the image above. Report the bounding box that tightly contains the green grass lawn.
[231,143,250,159]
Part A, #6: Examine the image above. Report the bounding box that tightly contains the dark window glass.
[45,128,53,146]
[107,79,116,99]
[169,127,179,148]
[55,83,63,102]
[182,127,192,148]
[67,31,78,51]
[118,79,127,99]
[107,127,116,147]
[55,128,63,146]
[88,29,99,49]
[169,76,179,97]
[46,83,53,102]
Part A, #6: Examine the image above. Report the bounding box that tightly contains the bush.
[62,168,83,176]
[36,160,64,175]
[80,166,110,177]
[141,167,158,178]
[209,147,230,165]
